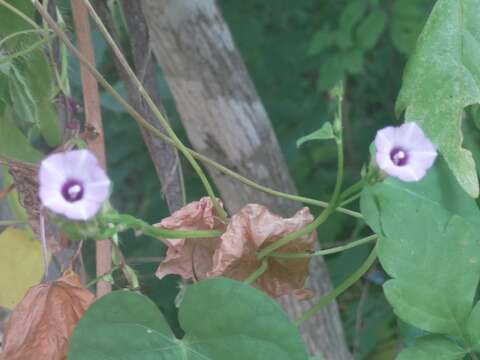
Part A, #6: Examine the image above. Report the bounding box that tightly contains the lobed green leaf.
[361,158,480,337]
[396,0,480,197]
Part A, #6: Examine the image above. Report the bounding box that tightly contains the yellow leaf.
[0,227,43,309]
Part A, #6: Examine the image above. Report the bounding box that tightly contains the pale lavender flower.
[375,122,437,182]
[39,150,111,220]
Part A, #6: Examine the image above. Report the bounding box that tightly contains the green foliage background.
[8,0,480,358]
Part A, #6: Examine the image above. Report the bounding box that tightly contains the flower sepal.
[53,204,119,241]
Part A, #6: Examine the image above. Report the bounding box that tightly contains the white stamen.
[392,150,406,163]
[68,184,82,198]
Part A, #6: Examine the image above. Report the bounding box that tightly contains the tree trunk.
[140,1,352,359]
[95,0,184,213]
[141,0,297,216]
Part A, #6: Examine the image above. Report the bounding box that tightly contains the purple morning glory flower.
[374,122,437,182]
[39,150,111,220]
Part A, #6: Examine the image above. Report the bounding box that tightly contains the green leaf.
[341,49,364,75]
[69,278,308,360]
[356,9,387,50]
[24,51,61,147]
[0,227,43,309]
[466,302,480,352]
[396,336,467,360]
[0,106,42,162]
[0,1,60,147]
[361,158,480,336]
[8,64,37,126]
[390,1,428,55]
[0,1,34,46]
[10,53,60,147]
[336,0,368,49]
[396,0,480,197]
[317,55,345,92]
[297,122,335,147]
[307,30,333,56]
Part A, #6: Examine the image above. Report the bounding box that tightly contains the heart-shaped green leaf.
[361,158,480,336]
[296,122,335,147]
[396,0,480,197]
[68,278,308,360]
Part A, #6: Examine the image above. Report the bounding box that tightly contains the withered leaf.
[1,157,62,253]
[0,271,93,360]
[209,204,316,298]
[155,197,226,280]
[156,201,316,298]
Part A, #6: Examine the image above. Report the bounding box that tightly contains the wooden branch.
[70,0,111,297]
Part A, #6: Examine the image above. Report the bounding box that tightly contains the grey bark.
[141,0,297,216]
[140,1,352,359]
[94,0,184,213]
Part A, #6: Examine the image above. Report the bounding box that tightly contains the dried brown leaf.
[0,271,94,360]
[209,204,316,298]
[155,197,226,280]
[155,200,316,298]
[4,159,62,253]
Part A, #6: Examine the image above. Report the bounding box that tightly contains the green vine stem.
[80,0,227,222]
[339,178,365,201]
[256,140,343,259]
[256,86,346,260]
[104,212,223,239]
[339,192,362,208]
[111,234,140,291]
[244,259,269,285]
[295,244,378,326]
[270,234,377,259]
[85,265,119,288]
[194,151,362,219]
[6,1,363,220]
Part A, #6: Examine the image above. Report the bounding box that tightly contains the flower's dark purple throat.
[390,147,408,166]
[61,179,84,202]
